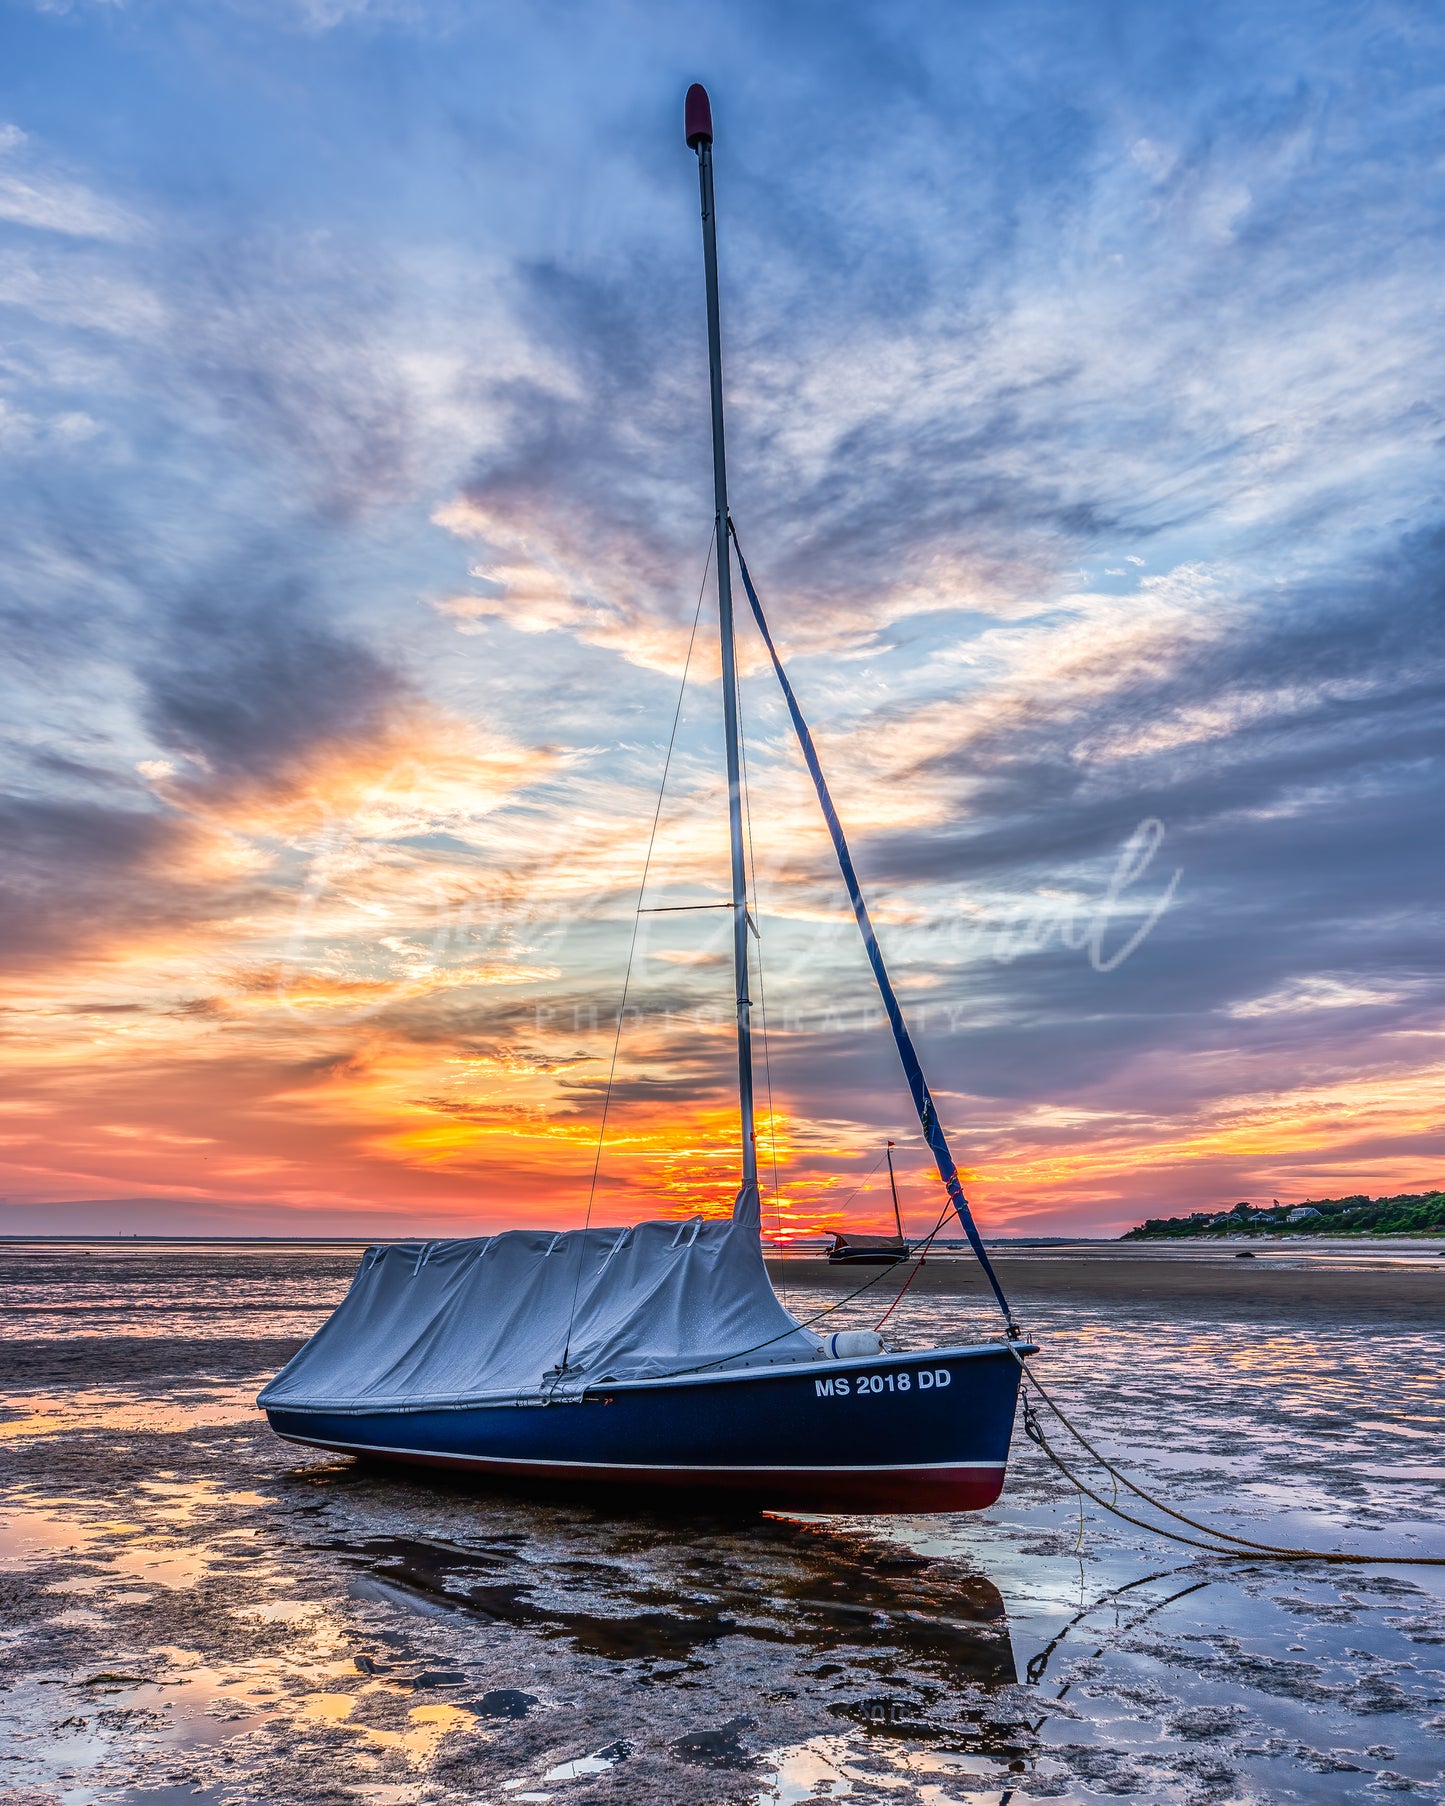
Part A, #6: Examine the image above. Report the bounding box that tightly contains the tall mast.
[886,1142,904,1241]
[687,83,758,1218]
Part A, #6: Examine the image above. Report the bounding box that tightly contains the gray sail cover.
[258,1219,824,1413]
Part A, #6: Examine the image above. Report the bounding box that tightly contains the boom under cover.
[258,1220,824,1413]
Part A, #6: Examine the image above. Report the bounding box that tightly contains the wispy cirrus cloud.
[0,126,144,243]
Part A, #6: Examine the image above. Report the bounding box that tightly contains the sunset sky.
[2,0,1442,1239]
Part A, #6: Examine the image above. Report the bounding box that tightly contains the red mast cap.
[685,84,713,148]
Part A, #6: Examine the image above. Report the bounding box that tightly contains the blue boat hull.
[264,1343,1029,1513]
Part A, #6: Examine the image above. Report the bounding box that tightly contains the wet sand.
[768,1242,1445,1323]
[2,1241,1444,1804]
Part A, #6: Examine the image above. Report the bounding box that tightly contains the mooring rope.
[1024,1566,1219,1688]
[1014,1352,1445,1565]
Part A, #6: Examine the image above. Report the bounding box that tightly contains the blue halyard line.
[729,522,1020,1339]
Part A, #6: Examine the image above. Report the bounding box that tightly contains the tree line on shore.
[1124,1190,1445,1239]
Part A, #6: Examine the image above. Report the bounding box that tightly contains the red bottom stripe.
[277,1435,1007,1513]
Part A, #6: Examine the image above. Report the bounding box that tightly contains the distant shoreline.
[1122,1231,1445,1244]
[1,1231,1443,1248]
[2,1236,1440,1326]
[1125,1189,1444,1242]
[0,1231,1441,1246]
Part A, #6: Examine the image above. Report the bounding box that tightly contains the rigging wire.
[812,1136,927,1239]
[727,526,929,1277]
[728,519,1018,1337]
[824,1147,892,1225]
[558,533,713,1371]
[732,614,786,1274]
[649,1199,985,1381]
[873,1193,955,1331]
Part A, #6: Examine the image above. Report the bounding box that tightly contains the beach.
[1,1238,1443,1804]
[770,1239,1445,1322]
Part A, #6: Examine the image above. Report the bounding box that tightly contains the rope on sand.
[1014,1353,1445,1566]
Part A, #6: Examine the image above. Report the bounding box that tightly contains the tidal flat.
[0,1241,1442,1805]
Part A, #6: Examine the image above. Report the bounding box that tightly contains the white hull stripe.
[259,1339,1036,1413]
[274,1432,1003,1475]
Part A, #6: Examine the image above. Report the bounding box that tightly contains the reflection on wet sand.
[0,1433,1033,1801]
[327,1497,1015,1685]
[0,1388,255,1442]
[1,1242,1444,1803]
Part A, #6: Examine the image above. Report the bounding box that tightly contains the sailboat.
[828,1144,911,1266]
[258,85,1033,1513]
